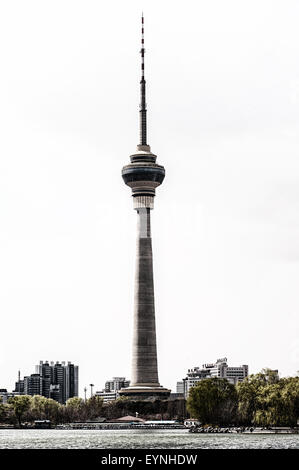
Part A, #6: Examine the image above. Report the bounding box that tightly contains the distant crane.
[84,387,87,402]
[89,384,94,398]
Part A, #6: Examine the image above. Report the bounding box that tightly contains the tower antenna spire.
[139,12,147,146]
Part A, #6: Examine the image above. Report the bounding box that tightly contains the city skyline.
[0,355,282,401]
[1,1,299,397]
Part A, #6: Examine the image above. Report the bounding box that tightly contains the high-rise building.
[65,362,79,402]
[119,15,170,399]
[179,358,249,398]
[16,361,79,403]
[24,374,42,396]
[35,361,52,398]
[14,370,24,394]
[51,362,65,403]
[49,384,62,403]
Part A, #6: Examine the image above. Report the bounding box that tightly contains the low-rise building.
[105,377,130,392]
[96,377,130,402]
[176,381,185,395]
[95,390,119,402]
[169,392,184,400]
[178,357,249,398]
[0,389,21,404]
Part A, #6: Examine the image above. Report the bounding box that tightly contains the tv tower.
[120,14,170,398]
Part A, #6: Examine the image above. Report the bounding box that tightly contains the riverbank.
[189,426,299,434]
[0,423,185,430]
[1,423,299,433]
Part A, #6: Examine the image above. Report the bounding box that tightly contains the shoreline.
[0,425,299,434]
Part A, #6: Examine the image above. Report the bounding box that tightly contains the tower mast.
[140,13,147,146]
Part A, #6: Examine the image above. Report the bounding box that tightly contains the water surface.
[1,429,299,449]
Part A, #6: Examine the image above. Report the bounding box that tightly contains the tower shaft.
[131,208,159,386]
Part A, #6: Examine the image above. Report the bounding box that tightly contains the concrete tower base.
[119,386,171,399]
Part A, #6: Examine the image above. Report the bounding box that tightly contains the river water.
[0,429,299,449]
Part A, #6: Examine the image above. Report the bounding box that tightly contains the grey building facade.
[179,358,249,398]
[14,361,79,403]
[96,377,130,402]
[105,377,130,392]
[24,374,42,396]
[35,361,78,403]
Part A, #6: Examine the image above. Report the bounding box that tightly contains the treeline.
[0,395,104,426]
[187,369,299,427]
[0,395,185,426]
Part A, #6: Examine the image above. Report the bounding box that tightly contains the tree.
[254,368,280,385]
[65,397,84,422]
[0,402,14,424]
[0,401,5,422]
[66,397,84,408]
[237,372,299,426]
[8,395,32,427]
[30,395,47,420]
[255,377,299,427]
[166,399,186,421]
[237,377,261,425]
[236,370,278,425]
[253,382,286,426]
[43,398,61,424]
[187,378,238,425]
[282,377,299,425]
[85,396,103,420]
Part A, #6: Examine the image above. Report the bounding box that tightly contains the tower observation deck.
[120,15,170,398]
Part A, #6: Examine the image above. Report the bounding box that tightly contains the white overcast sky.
[0,0,299,397]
